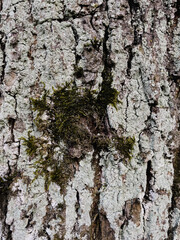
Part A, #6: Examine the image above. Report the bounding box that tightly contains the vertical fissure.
[71,25,79,66]
[0,162,13,240]
[89,3,115,238]
[126,0,142,76]
[73,189,80,237]
[90,152,102,240]
[0,32,7,84]
[8,118,16,143]
[126,46,133,77]
[144,160,153,201]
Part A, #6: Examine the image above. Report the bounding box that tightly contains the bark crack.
[144,160,153,201]
[126,45,134,77]
[89,2,115,238]
[8,118,15,143]
[0,161,13,240]
[71,25,79,66]
[0,32,7,84]
[126,0,142,77]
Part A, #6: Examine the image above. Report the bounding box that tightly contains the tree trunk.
[0,0,180,239]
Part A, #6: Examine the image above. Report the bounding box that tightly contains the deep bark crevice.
[126,46,133,77]
[71,25,80,70]
[126,0,142,77]
[144,160,153,201]
[90,152,115,240]
[89,8,115,237]
[8,118,16,143]
[90,152,102,240]
[127,0,140,15]
[0,169,13,239]
[0,32,6,84]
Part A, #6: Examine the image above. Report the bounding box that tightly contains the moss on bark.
[22,82,135,193]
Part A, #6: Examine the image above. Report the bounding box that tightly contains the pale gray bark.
[0,0,180,239]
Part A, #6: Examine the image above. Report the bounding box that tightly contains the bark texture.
[0,0,180,239]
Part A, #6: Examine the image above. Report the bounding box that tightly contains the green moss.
[31,89,49,115]
[22,79,134,193]
[49,157,74,193]
[22,84,99,191]
[115,136,135,160]
[92,135,110,151]
[44,84,97,146]
[21,131,39,157]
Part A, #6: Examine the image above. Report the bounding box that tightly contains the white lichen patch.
[65,152,94,239]
[0,0,179,239]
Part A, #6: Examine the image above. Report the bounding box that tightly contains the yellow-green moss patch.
[22,82,134,193]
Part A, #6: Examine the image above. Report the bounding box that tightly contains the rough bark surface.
[0,0,180,240]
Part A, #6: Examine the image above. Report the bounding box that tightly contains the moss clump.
[92,135,111,150]
[22,81,134,193]
[49,156,74,193]
[31,90,49,114]
[32,84,97,147]
[21,131,39,157]
[114,136,135,160]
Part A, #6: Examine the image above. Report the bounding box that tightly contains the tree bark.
[0,0,180,239]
